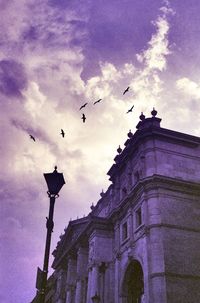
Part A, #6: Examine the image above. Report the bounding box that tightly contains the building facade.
[34,110,200,303]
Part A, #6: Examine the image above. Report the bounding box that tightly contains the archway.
[122,260,144,303]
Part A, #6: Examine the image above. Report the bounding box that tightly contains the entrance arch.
[122,260,144,303]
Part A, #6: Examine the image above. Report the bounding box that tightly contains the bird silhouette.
[29,134,35,141]
[94,98,102,105]
[126,105,134,113]
[123,86,130,95]
[60,129,65,137]
[79,103,88,110]
[82,113,86,123]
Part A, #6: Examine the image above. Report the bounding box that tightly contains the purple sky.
[1,1,200,302]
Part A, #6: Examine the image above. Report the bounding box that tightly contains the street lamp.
[36,166,65,303]
[44,166,65,197]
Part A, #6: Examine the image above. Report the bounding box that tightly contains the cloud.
[160,0,175,17]
[136,16,170,71]
[0,0,87,54]
[80,0,174,118]
[174,77,200,132]
[176,77,200,100]
[0,59,27,98]
[10,117,57,148]
[131,0,174,109]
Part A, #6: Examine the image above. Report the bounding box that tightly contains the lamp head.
[44,166,65,196]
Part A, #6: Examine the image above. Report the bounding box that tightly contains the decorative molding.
[109,174,200,224]
[150,272,200,280]
[146,223,200,234]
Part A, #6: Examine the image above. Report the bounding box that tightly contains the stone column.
[66,288,72,303]
[75,247,88,303]
[65,257,77,303]
[87,264,100,303]
[87,229,114,302]
[115,254,121,303]
[90,264,99,298]
[74,278,82,303]
[55,269,67,303]
[86,267,92,303]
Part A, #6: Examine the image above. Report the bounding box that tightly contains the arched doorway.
[122,260,144,303]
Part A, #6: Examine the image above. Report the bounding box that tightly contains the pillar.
[65,257,77,303]
[91,265,99,297]
[75,278,82,303]
[75,247,88,303]
[55,269,67,303]
[87,264,100,303]
[66,288,72,303]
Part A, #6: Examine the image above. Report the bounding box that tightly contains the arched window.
[122,260,144,303]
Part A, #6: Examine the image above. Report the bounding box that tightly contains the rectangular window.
[122,222,128,240]
[136,207,142,227]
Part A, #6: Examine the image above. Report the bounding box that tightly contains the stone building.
[34,109,200,303]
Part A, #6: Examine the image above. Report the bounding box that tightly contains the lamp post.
[36,166,65,303]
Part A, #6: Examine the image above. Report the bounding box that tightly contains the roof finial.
[100,189,105,197]
[151,108,157,117]
[117,145,122,154]
[139,112,145,121]
[127,129,133,138]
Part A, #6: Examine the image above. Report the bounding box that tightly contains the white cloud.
[23,81,46,118]
[100,62,122,82]
[128,1,174,111]
[160,0,175,16]
[0,0,174,223]
[136,16,170,71]
[176,77,200,100]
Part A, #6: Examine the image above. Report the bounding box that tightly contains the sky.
[1,0,200,302]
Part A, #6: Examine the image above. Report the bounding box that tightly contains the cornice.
[109,174,200,222]
[107,125,200,182]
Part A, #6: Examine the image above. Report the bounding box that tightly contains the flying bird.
[126,105,134,114]
[29,134,35,141]
[94,98,102,105]
[60,129,65,137]
[81,113,86,123]
[79,103,88,110]
[123,86,130,95]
